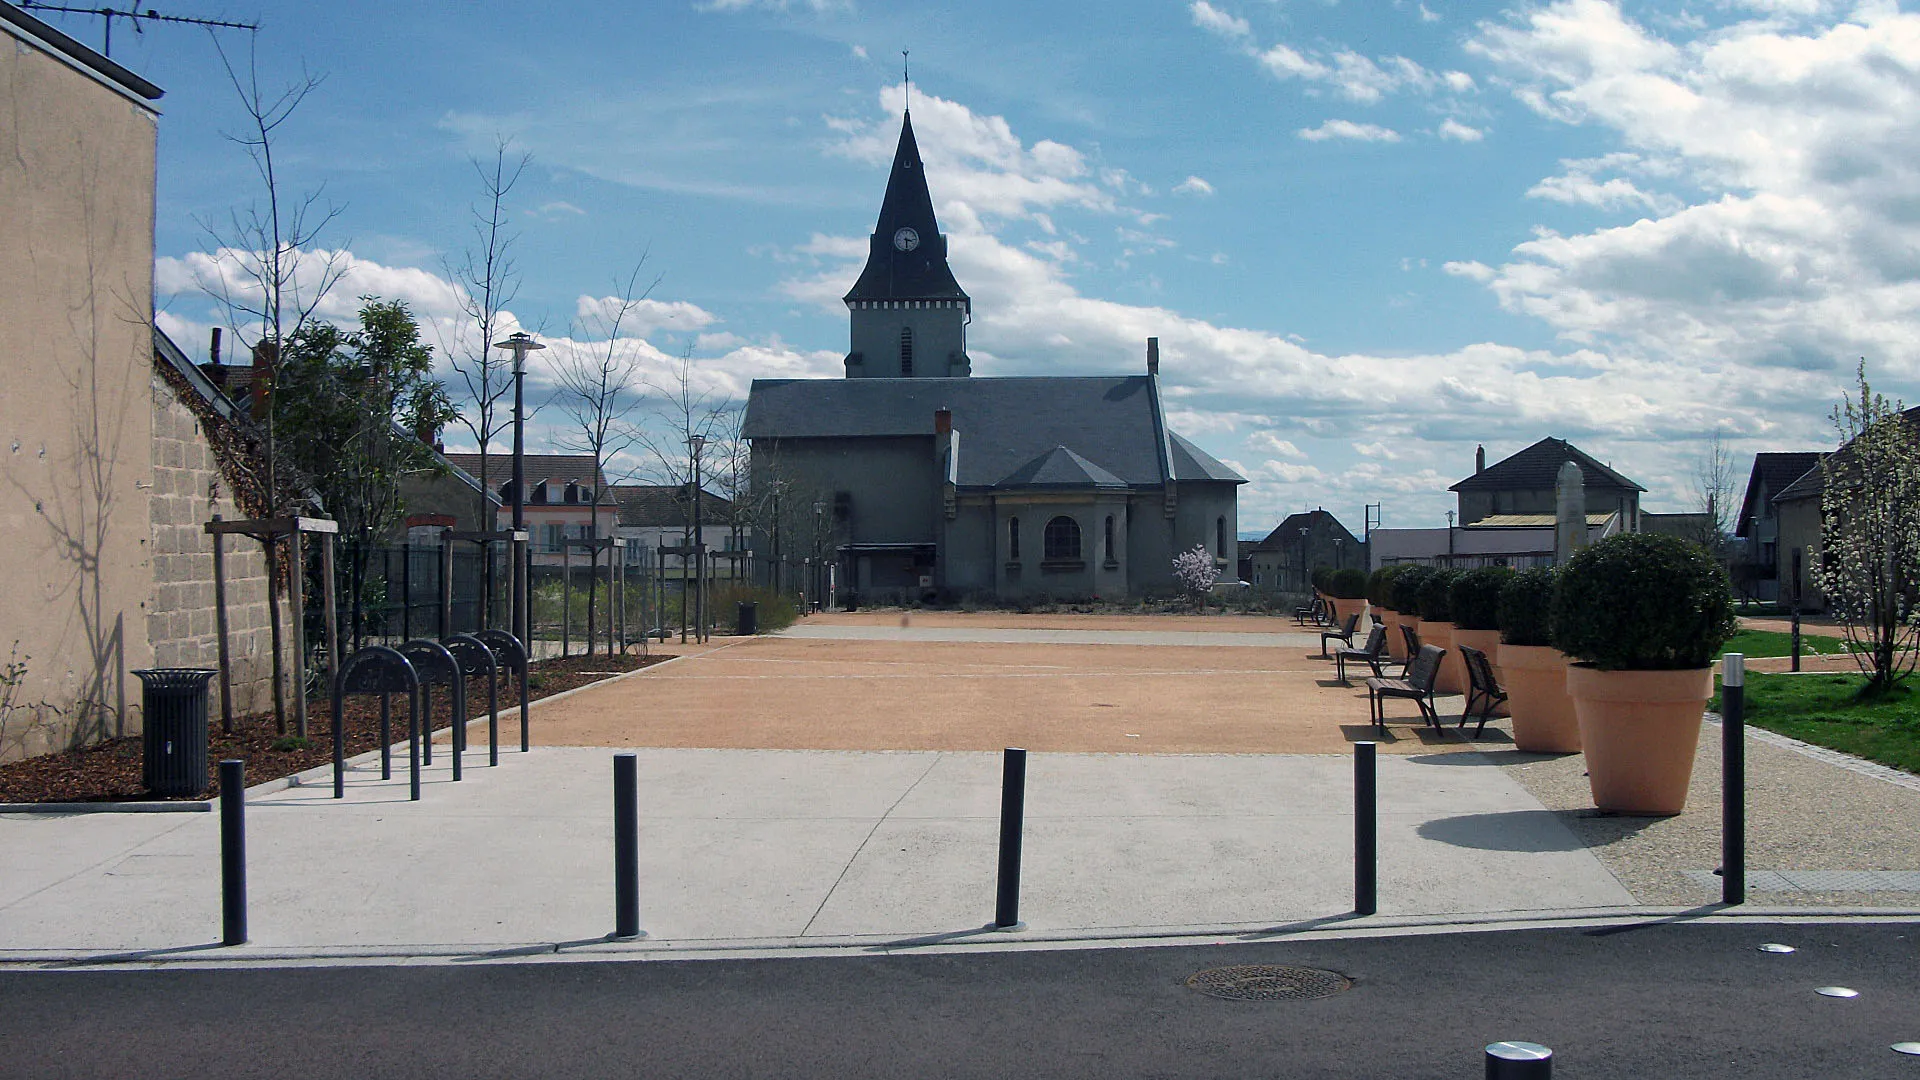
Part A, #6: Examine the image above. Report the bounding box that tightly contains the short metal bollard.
[1485,1041,1552,1079]
[613,753,644,939]
[1355,741,1376,916]
[220,759,247,946]
[994,747,1028,931]
[1722,653,1746,906]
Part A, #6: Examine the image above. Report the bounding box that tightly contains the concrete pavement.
[0,743,1631,960]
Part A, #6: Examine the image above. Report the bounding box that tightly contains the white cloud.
[1459,1,1920,375]
[1248,432,1308,458]
[1255,42,1473,103]
[574,295,719,337]
[1438,118,1485,141]
[1190,1,1251,38]
[1298,119,1403,142]
[851,44,867,59]
[1173,175,1216,196]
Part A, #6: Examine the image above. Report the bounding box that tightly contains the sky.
[38,0,1920,536]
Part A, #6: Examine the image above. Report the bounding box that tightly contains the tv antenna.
[19,3,257,58]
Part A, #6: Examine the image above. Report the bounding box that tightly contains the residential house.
[1245,510,1364,593]
[1451,438,1644,531]
[1735,451,1823,603]
[611,483,739,580]
[441,453,616,569]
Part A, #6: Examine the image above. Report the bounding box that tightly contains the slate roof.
[1251,509,1360,550]
[442,453,609,495]
[1468,513,1615,528]
[996,446,1128,489]
[1735,451,1823,535]
[844,112,969,305]
[1773,406,1920,504]
[743,375,1245,489]
[610,484,731,527]
[1449,437,1645,493]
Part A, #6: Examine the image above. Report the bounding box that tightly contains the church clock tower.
[843,110,971,378]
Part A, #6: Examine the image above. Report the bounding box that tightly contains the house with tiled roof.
[441,452,615,568]
[1244,510,1365,594]
[1766,407,1920,611]
[742,109,1243,604]
[609,484,741,581]
[1450,438,1645,531]
[1734,451,1824,602]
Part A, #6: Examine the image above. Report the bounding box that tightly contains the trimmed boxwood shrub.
[1450,566,1514,632]
[1414,568,1463,622]
[1327,566,1368,600]
[1387,564,1434,614]
[1366,566,1394,607]
[1498,566,1558,647]
[1311,566,1333,594]
[1549,533,1738,670]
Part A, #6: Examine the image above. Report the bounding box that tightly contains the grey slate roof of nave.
[996,446,1129,489]
[744,375,1245,488]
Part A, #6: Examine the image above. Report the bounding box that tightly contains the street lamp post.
[689,434,706,643]
[493,332,544,651]
[1298,526,1310,593]
[812,501,826,612]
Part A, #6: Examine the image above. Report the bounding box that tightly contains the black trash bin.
[736,601,758,636]
[133,668,216,797]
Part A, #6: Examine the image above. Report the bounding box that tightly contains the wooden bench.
[1366,644,1446,732]
[1334,623,1388,685]
[1455,643,1508,739]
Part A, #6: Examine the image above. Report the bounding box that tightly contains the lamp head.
[689,434,706,455]
[492,331,546,374]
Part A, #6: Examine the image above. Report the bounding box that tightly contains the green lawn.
[1713,672,1920,775]
[1722,627,1849,658]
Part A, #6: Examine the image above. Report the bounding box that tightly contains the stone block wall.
[147,372,285,717]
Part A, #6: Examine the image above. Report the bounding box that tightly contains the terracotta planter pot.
[1497,644,1579,752]
[1330,596,1367,625]
[1450,627,1509,717]
[1380,609,1408,660]
[1417,620,1464,693]
[1566,664,1713,815]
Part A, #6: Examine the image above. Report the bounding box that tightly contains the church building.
[743,109,1244,604]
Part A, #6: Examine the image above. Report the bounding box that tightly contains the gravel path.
[1500,720,1920,908]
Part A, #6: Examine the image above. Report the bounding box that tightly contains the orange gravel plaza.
[516,612,1498,755]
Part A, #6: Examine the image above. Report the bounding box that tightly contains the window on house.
[1216,516,1226,557]
[542,524,563,553]
[1104,515,1115,560]
[1008,516,1021,560]
[1044,516,1081,561]
[900,326,914,376]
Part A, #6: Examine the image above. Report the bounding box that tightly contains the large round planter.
[1450,627,1509,717]
[1330,596,1367,625]
[1566,664,1712,815]
[1380,609,1408,660]
[1416,620,1464,693]
[1497,644,1579,752]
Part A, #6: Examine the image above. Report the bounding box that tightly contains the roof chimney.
[210,327,223,366]
[1475,445,1486,473]
[1147,337,1159,375]
[934,408,952,435]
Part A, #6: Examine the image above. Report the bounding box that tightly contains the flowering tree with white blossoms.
[1171,543,1220,608]
[1813,361,1920,695]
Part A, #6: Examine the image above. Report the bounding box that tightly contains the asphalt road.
[3,921,1917,1079]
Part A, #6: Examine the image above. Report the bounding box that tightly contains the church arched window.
[1008,516,1021,560]
[1104,515,1115,561]
[1045,516,1081,561]
[1216,516,1226,557]
[900,326,914,376]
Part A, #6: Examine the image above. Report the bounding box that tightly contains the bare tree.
[1691,429,1737,561]
[553,264,659,652]
[443,139,531,525]
[633,347,732,639]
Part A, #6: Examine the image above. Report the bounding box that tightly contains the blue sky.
[42,0,1920,534]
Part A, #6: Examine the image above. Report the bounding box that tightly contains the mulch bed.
[0,652,674,805]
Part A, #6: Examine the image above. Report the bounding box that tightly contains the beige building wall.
[147,371,286,719]
[1774,496,1825,611]
[0,21,162,760]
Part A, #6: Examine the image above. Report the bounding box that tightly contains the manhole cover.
[1186,965,1352,1001]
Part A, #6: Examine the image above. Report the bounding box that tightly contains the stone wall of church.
[849,307,967,378]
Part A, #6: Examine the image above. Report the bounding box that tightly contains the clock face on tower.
[892,227,920,252]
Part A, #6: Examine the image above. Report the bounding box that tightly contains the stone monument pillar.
[1554,460,1586,564]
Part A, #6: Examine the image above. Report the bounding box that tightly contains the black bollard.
[995,747,1028,931]
[220,759,247,946]
[1722,653,1746,906]
[1485,1041,1552,1079]
[613,753,643,939]
[1355,741,1377,916]
[1790,607,1802,673]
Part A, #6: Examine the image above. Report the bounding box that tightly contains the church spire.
[843,110,969,307]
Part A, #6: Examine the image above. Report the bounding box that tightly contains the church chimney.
[1475,445,1486,473]
[934,408,952,435]
[1147,337,1159,375]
